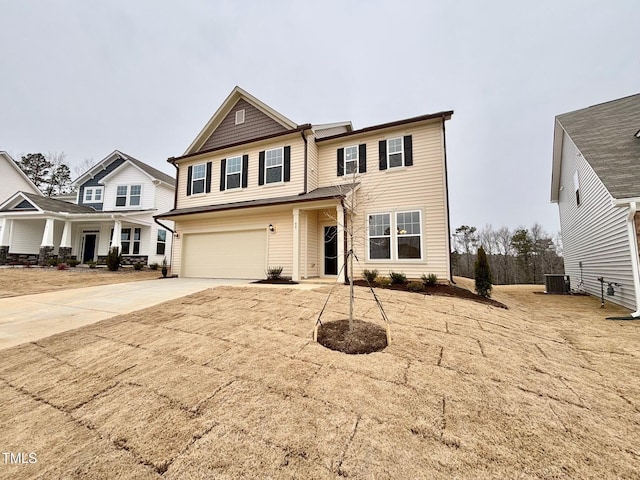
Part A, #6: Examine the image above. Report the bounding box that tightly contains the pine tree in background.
[474,246,493,298]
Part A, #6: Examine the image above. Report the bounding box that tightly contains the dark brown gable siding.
[198,98,290,152]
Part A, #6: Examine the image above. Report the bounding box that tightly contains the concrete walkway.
[0,278,251,350]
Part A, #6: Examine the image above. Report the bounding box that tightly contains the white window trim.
[109,227,142,254]
[191,163,207,195]
[83,186,103,203]
[265,147,284,184]
[366,209,423,261]
[115,184,143,208]
[235,109,245,125]
[226,156,243,190]
[156,229,167,255]
[387,137,405,169]
[344,145,359,175]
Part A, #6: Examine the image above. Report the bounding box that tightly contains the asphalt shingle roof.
[556,93,640,199]
[13,192,97,213]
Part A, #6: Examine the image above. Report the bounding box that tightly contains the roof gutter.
[624,201,640,317]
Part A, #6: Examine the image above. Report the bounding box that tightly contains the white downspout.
[626,201,640,317]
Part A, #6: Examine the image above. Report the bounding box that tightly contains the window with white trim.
[368,213,391,259]
[387,137,404,168]
[396,211,422,259]
[226,156,242,189]
[573,171,581,206]
[265,147,283,184]
[110,227,141,254]
[192,163,206,194]
[156,229,166,255]
[367,210,423,260]
[83,187,103,203]
[115,185,142,207]
[344,145,358,174]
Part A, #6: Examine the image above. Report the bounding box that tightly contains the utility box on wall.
[544,274,570,294]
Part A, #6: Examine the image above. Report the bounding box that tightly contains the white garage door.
[182,230,267,278]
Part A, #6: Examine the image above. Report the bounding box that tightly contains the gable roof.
[74,150,175,187]
[0,151,43,196]
[184,86,299,155]
[552,93,640,201]
[0,191,96,213]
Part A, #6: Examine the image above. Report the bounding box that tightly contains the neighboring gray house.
[551,93,640,314]
[0,150,175,266]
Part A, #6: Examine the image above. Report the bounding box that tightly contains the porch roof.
[155,184,354,219]
[2,192,97,213]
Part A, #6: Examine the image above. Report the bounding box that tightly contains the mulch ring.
[352,280,508,309]
[317,318,388,354]
[252,279,299,285]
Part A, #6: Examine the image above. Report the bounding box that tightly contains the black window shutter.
[404,135,413,166]
[378,140,387,170]
[337,148,344,176]
[187,165,193,195]
[283,146,291,182]
[242,155,249,188]
[206,162,212,193]
[358,144,367,173]
[258,151,265,185]
[219,159,226,191]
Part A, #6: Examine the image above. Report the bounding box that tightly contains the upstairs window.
[226,156,242,189]
[83,187,103,203]
[265,148,283,184]
[116,185,142,207]
[344,146,358,174]
[192,164,206,194]
[379,136,413,170]
[387,137,404,168]
[573,171,581,206]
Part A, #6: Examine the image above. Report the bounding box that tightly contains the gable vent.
[235,109,245,125]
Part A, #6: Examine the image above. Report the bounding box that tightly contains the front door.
[324,226,338,276]
[82,234,97,263]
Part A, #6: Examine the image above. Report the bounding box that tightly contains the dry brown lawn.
[0,278,639,479]
[0,267,164,298]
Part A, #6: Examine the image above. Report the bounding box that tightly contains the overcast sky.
[1,0,637,236]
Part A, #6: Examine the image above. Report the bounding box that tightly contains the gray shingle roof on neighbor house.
[557,93,640,199]
[15,192,97,213]
[156,184,355,219]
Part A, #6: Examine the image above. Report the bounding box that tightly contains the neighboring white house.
[0,150,175,266]
[551,93,640,314]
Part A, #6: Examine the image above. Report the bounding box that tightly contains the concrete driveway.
[0,278,250,350]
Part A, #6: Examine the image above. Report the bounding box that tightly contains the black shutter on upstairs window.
[284,146,291,182]
[378,140,387,170]
[258,151,265,185]
[187,165,193,195]
[404,135,413,166]
[359,144,367,173]
[206,162,212,193]
[219,159,226,191]
[337,148,344,176]
[242,155,248,188]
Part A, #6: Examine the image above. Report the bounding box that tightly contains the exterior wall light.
[268,224,275,233]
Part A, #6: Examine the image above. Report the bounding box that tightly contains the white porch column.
[60,221,72,248]
[111,220,122,251]
[40,218,55,247]
[292,208,300,281]
[1,218,11,245]
[336,203,344,280]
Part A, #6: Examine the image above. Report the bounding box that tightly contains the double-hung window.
[368,213,391,259]
[344,146,358,174]
[83,187,103,203]
[367,210,422,260]
[226,156,242,189]
[115,185,142,207]
[156,229,166,255]
[387,137,404,168]
[192,164,206,194]
[110,227,141,254]
[265,148,283,184]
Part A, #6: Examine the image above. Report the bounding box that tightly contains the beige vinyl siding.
[316,120,450,280]
[306,133,319,191]
[557,131,635,310]
[172,206,294,278]
[176,135,306,210]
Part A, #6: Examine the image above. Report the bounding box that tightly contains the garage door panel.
[182,230,266,278]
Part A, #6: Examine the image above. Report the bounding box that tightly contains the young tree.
[474,246,493,297]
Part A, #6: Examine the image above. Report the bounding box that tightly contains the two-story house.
[156,87,453,282]
[0,150,175,266]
